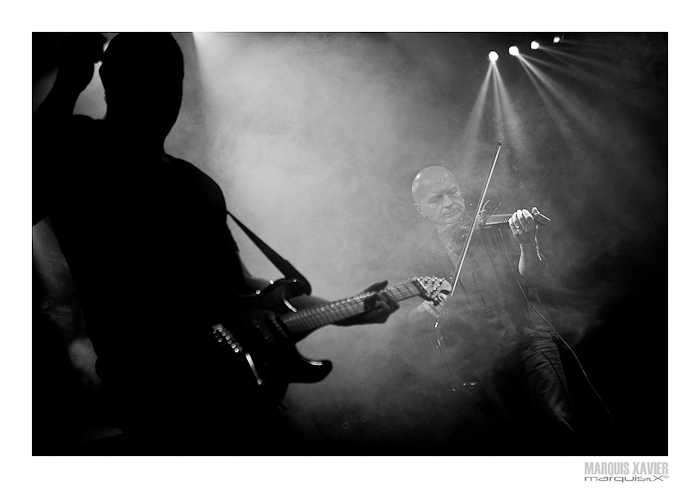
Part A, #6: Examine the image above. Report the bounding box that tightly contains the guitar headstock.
[410,276,452,306]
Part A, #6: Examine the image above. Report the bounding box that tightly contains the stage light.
[488,51,499,62]
[508,46,519,56]
[553,35,563,44]
[531,40,540,50]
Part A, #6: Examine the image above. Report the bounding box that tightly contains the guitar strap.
[226,211,312,294]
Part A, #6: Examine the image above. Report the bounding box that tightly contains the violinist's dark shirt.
[408,226,587,454]
[411,227,552,367]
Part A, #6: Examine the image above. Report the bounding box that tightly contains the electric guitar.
[213,276,451,402]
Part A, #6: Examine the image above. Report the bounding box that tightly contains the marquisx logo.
[584,462,669,482]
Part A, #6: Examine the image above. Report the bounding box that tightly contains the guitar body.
[215,279,332,402]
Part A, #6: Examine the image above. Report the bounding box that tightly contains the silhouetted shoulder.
[168,157,219,185]
[59,115,103,148]
[165,156,228,211]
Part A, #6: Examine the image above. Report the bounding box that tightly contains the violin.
[449,209,551,247]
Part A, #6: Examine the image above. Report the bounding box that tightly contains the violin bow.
[431,140,502,392]
[449,140,502,296]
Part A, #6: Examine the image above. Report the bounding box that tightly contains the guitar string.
[281,283,422,335]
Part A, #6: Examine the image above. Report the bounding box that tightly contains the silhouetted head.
[99,33,184,142]
[412,166,466,233]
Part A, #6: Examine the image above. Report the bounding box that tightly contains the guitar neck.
[279,281,423,337]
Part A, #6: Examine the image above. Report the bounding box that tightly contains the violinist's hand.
[337,281,400,326]
[510,207,546,278]
[509,207,538,247]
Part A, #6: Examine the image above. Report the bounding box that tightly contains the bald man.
[408,165,587,455]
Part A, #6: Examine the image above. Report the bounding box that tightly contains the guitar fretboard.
[280,281,424,336]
